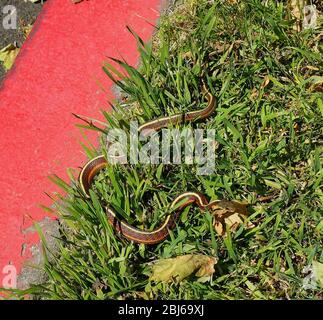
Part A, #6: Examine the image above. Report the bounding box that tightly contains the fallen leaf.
[150,254,218,283]
[288,0,306,31]
[303,65,320,71]
[308,76,323,92]
[22,24,33,38]
[250,88,259,101]
[0,43,20,70]
[209,200,254,236]
[182,51,193,60]
[260,75,271,89]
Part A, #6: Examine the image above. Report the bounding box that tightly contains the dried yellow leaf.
[209,200,254,236]
[260,75,271,89]
[23,25,33,38]
[0,43,20,70]
[150,254,218,283]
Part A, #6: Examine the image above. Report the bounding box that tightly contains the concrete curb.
[0,0,163,292]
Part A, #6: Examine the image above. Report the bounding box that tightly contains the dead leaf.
[150,254,218,283]
[227,0,238,4]
[182,51,193,60]
[250,88,259,101]
[209,200,254,236]
[22,24,33,38]
[303,65,319,71]
[210,42,229,54]
[260,75,271,89]
[0,43,20,70]
[288,0,306,31]
[308,76,323,92]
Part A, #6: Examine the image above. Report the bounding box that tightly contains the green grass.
[13,0,323,299]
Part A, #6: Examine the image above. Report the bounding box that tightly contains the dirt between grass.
[0,0,44,84]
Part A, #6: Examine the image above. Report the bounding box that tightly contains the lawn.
[13,0,322,299]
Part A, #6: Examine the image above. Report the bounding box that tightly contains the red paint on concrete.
[0,0,161,284]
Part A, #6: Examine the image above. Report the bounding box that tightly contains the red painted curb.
[0,0,161,285]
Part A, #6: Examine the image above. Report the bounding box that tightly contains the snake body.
[79,87,216,244]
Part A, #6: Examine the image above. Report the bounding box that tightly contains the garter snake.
[79,85,217,244]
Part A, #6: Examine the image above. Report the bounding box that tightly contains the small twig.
[256,194,278,203]
[72,113,108,127]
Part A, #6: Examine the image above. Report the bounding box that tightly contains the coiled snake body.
[79,87,216,244]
